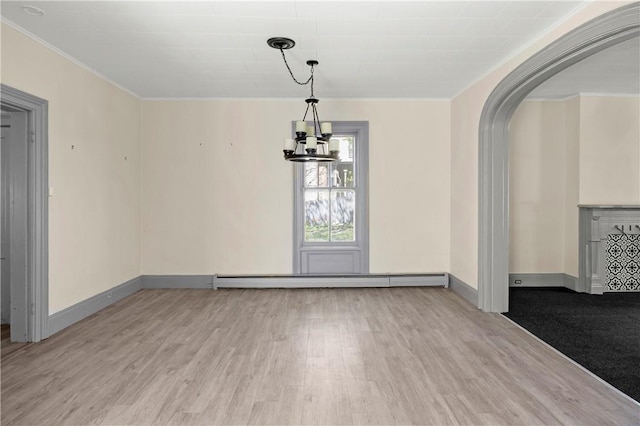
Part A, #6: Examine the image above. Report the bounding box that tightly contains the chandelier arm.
[312,104,321,136]
[279,48,312,86]
[302,103,311,121]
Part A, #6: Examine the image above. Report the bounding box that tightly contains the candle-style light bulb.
[284,138,296,151]
[306,136,318,150]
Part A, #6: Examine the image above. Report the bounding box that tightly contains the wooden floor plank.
[1,288,638,425]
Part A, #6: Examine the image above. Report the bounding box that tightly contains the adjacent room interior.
[1,1,639,424]
[507,35,640,401]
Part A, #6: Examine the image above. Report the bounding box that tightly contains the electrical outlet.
[514,279,522,285]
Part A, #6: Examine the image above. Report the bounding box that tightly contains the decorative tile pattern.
[605,233,640,291]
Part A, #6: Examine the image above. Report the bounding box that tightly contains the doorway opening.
[2,110,29,343]
[478,3,639,312]
[0,84,49,342]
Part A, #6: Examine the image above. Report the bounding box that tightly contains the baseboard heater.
[212,273,449,289]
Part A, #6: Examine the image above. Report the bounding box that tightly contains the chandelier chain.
[279,48,314,86]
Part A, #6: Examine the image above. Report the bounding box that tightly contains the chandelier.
[267,37,338,162]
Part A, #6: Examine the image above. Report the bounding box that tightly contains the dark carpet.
[504,287,640,402]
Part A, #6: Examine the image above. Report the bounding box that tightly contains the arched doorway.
[478,3,640,312]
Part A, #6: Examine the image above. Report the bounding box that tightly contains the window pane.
[331,136,355,162]
[304,190,330,241]
[331,190,355,241]
[332,163,354,188]
[304,163,329,187]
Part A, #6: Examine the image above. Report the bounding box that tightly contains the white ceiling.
[527,36,640,98]
[2,1,636,99]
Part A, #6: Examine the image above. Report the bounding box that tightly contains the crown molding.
[578,92,640,98]
[141,96,451,102]
[1,17,142,100]
[525,92,640,101]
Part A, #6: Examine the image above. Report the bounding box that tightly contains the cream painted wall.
[509,101,566,273]
[579,96,640,204]
[509,95,638,277]
[450,1,633,288]
[141,100,451,275]
[1,24,141,314]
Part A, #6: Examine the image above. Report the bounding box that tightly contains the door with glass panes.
[293,122,368,274]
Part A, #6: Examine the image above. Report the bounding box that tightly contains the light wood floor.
[1,325,29,360]
[1,288,638,425]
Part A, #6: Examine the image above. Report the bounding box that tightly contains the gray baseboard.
[448,274,478,307]
[563,274,579,292]
[213,273,448,289]
[142,275,214,289]
[47,276,142,337]
[509,273,579,290]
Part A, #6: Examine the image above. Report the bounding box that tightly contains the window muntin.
[302,135,356,242]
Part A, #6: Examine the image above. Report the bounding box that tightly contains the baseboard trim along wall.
[213,273,449,289]
[509,273,579,291]
[563,274,579,292]
[448,274,478,307]
[47,276,142,338]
